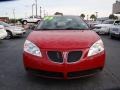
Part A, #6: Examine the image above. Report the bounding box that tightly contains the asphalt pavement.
[0,30,120,90]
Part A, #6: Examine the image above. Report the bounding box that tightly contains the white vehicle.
[93,20,120,34]
[0,25,7,39]
[0,21,26,39]
[22,16,41,25]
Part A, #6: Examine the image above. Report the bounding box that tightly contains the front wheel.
[23,21,27,25]
[110,34,115,39]
[6,31,13,39]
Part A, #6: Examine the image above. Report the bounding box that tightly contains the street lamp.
[40,6,42,18]
[13,8,16,25]
[32,3,35,17]
[35,0,38,16]
[43,9,46,17]
[95,12,98,19]
[87,15,89,20]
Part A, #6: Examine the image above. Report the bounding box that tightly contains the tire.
[6,31,13,39]
[110,35,115,39]
[23,21,27,25]
[37,20,40,24]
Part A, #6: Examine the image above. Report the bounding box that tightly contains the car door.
[27,16,34,22]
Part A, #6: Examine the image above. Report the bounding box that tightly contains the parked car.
[110,28,120,39]
[22,16,41,25]
[93,20,120,34]
[23,16,105,79]
[86,20,101,29]
[0,21,26,39]
[0,25,7,40]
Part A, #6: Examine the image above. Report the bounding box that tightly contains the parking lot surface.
[0,31,120,90]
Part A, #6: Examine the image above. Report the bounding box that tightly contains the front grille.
[26,68,64,78]
[67,51,82,62]
[68,68,102,78]
[47,51,63,63]
[112,28,119,32]
[95,27,101,29]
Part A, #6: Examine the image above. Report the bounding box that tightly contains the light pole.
[95,12,98,19]
[43,9,46,17]
[32,3,35,17]
[40,6,42,18]
[87,15,89,20]
[35,0,38,16]
[13,8,16,25]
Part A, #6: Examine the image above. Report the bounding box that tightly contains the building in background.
[113,0,120,14]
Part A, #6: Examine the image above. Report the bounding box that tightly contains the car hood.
[6,26,24,30]
[27,30,100,49]
[10,26,24,29]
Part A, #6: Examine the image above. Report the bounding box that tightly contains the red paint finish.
[23,30,105,79]
[27,30,100,49]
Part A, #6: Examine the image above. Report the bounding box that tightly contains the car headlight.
[24,40,42,57]
[87,39,104,57]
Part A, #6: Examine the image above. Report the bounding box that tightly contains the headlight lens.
[87,39,104,57]
[24,40,42,57]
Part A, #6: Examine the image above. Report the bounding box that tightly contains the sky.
[0,0,116,19]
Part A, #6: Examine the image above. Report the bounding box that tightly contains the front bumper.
[93,28,109,34]
[110,33,120,38]
[12,30,26,36]
[23,49,105,79]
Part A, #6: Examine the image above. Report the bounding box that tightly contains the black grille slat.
[68,68,101,78]
[47,51,63,63]
[26,68,64,78]
[68,51,82,62]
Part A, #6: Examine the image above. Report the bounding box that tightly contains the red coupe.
[23,16,105,79]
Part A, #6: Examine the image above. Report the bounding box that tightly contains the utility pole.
[95,12,98,19]
[35,0,38,16]
[40,6,42,18]
[13,8,16,25]
[43,9,46,17]
[87,15,89,20]
[32,3,35,17]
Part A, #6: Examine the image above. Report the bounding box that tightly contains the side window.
[34,16,37,18]
[29,16,33,18]
[114,21,120,25]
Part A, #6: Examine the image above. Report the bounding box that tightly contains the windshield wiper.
[65,27,88,30]
[35,28,89,30]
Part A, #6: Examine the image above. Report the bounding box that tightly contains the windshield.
[0,21,10,27]
[102,20,114,24]
[36,16,89,30]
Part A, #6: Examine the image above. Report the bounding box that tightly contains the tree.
[109,14,115,19]
[90,14,96,21]
[109,14,118,20]
[54,12,63,16]
[114,16,118,20]
[80,14,85,19]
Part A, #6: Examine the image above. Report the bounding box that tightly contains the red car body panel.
[27,30,100,49]
[23,30,105,79]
